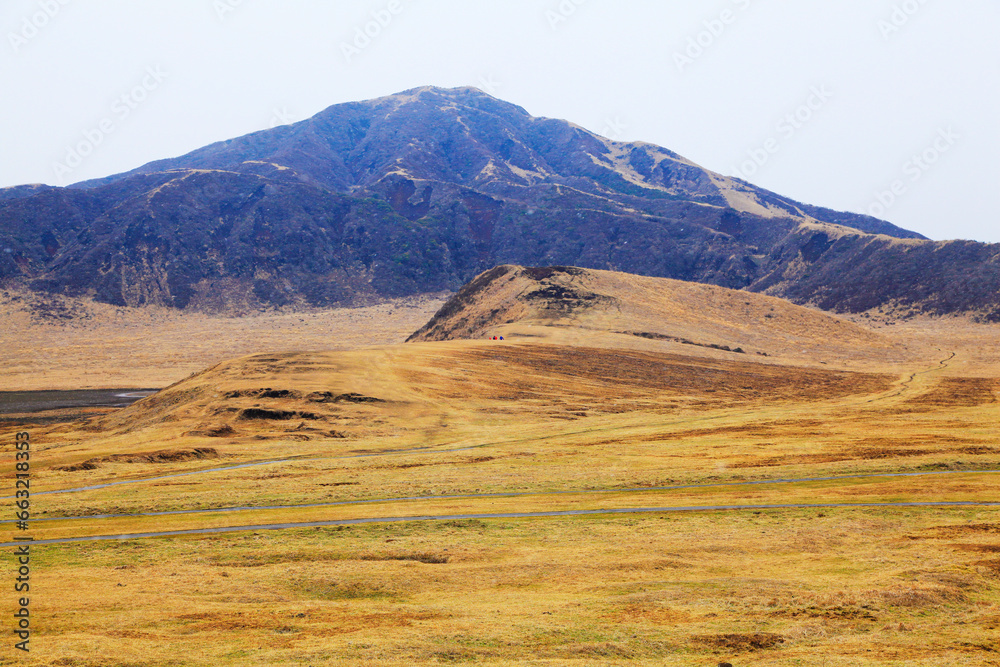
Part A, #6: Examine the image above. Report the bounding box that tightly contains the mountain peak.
[9,87,999,320]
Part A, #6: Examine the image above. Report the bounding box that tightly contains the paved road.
[10,468,1000,525]
[3,501,999,548]
[1,444,483,500]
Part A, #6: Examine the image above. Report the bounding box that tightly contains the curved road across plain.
[3,501,1000,548]
[1,444,484,500]
[9,468,1000,525]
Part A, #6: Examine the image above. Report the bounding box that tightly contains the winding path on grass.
[866,351,956,403]
[4,501,1000,548]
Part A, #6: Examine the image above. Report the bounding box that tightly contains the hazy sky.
[3,0,998,242]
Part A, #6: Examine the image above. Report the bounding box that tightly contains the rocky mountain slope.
[1,86,998,318]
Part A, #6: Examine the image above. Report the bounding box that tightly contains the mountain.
[1,85,998,318]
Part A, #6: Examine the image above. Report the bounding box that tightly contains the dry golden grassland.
[1,278,999,665]
[0,289,445,391]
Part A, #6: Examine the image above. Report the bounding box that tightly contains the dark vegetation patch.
[852,447,935,460]
[238,408,322,421]
[904,378,998,408]
[916,524,1000,539]
[359,552,450,564]
[780,605,878,621]
[455,346,891,403]
[101,447,218,464]
[951,544,1000,554]
[730,453,857,468]
[291,580,398,601]
[429,648,499,663]
[960,446,1000,455]
[559,642,636,659]
[369,455,498,471]
[307,392,385,404]
[879,585,967,608]
[954,639,1000,653]
[225,388,301,399]
[55,461,100,472]
[621,330,746,354]
[436,519,488,530]
[522,266,586,280]
[523,281,612,312]
[55,447,218,471]
[210,549,447,568]
[692,633,785,652]
[642,419,828,442]
[25,295,92,323]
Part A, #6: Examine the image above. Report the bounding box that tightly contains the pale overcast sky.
[3,0,998,242]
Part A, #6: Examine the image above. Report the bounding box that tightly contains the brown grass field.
[1,269,999,666]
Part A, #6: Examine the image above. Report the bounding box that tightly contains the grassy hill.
[408,265,907,366]
[1,266,998,665]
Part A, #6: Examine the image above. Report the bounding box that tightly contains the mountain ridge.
[66,86,924,241]
[4,85,999,319]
